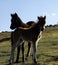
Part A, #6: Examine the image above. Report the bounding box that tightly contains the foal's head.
[38,16,46,31]
[10,13,22,29]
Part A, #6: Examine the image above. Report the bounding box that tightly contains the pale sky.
[0,0,58,31]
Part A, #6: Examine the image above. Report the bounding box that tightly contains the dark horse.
[10,13,35,63]
[9,16,46,64]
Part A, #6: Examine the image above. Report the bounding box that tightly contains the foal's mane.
[18,16,46,30]
[18,23,36,30]
[16,14,35,26]
[18,19,38,30]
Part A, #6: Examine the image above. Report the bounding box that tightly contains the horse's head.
[10,13,22,30]
[38,16,46,31]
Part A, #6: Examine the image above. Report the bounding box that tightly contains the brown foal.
[9,16,46,64]
[10,13,36,63]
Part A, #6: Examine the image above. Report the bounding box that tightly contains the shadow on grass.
[24,63,41,65]
[5,63,41,65]
[2,54,58,65]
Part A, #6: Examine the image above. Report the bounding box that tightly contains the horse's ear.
[44,16,46,19]
[37,16,40,19]
[11,14,13,17]
[15,13,17,16]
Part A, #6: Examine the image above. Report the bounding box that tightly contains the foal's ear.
[37,16,40,19]
[15,13,17,16]
[11,14,13,17]
[44,16,46,19]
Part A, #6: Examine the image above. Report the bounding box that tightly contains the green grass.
[0,32,10,40]
[0,26,58,65]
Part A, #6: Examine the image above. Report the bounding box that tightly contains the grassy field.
[0,26,58,65]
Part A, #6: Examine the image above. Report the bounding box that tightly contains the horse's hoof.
[25,57,28,60]
[22,60,24,63]
[34,59,37,64]
[8,63,12,65]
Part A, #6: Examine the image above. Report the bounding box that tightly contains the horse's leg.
[16,39,24,62]
[25,42,31,60]
[22,42,24,62]
[32,42,37,64]
[9,44,16,64]
[15,46,20,63]
[9,38,23,64]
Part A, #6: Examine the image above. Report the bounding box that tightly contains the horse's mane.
[18,23,36,30]
[18,16,46,30]
[18,20,38,30]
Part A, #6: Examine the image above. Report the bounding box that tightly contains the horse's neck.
[36,21,41,27]
[32,21,41,32]
[19,20,29,27]
[18,17,23,23]
[18,17,26,27]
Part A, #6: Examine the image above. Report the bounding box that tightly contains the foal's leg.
[15,46,20,63]
[15,42,24,63]
[25,42,31,60]
[32,43,37,64]
[22,43,24,62]
[9,39,23,64]
[9,44,16,64]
